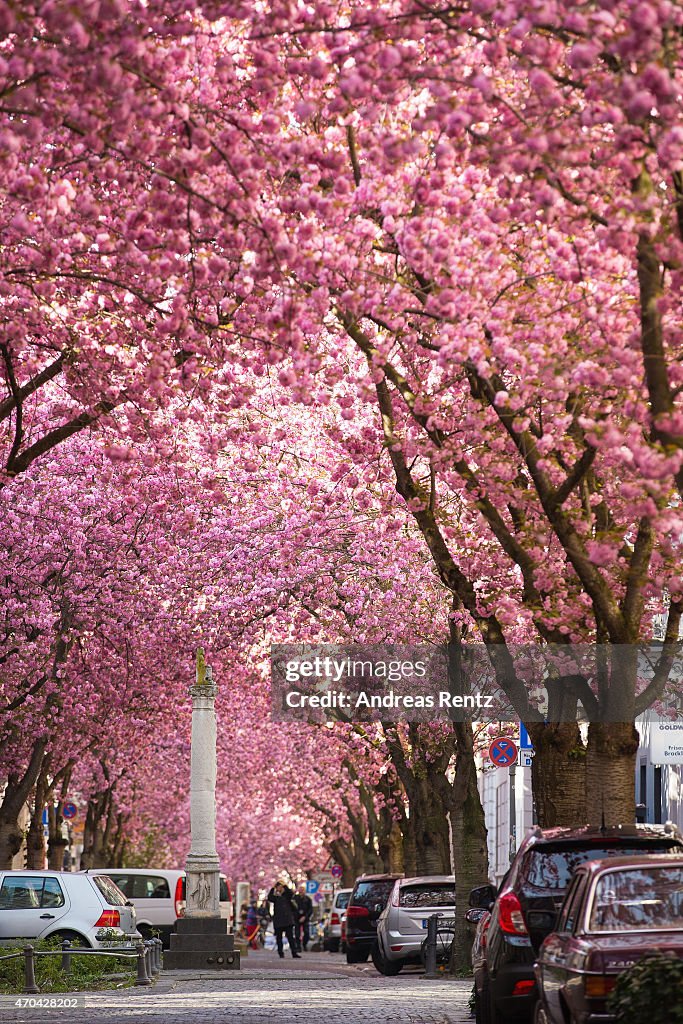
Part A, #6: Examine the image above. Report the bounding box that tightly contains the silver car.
[373,875,456,975]
[0,870,139,948]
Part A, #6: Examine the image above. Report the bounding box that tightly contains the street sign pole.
[509,765,517,863]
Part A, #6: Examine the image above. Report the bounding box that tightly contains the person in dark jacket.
[267,881,301,958]
[293,888,314,951]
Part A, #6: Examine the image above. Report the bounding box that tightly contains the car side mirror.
[527,910,557,934]
[468,884,497,909]
[465,908,486,924]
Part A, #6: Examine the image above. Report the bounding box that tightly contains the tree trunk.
[80,788,113,868]
[444,722,489,975]
[411,775,451,874]
[0,739,47,868]
[25,766,50,869]
[47,764,74,871]
[585,721,639,826]
[388,821,404,874]
[329,837,364,888]
[527,722,587,827]
[401,812,417,876]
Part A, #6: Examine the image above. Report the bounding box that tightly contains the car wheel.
[346,947,369,964]
[371,942,403,976]
[534,999,551,1024]
[49,930,91,948]
[328,938,340,953]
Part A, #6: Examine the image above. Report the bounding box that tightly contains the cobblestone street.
[3,951,473,1024]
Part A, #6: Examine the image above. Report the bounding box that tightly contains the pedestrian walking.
[293,887,314,951]
[238,900,249,941]
[266,880,301,958]
[245,899,260,950]
[257,899,270,945]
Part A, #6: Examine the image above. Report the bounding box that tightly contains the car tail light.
[346,905,370,919]
[497,891,528,935]
[391,884,400,907]
[175,876,185,918]
[390,945,404,951]
[95,910,120,928]
[585,975,617,998]
[512,980,536,996]
[331,912,340,926]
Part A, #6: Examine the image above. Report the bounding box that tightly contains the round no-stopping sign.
[488,738,518,768]
[62,801,77,819]
[330,864,343,879]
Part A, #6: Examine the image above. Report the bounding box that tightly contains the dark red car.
[534,854,683,1024]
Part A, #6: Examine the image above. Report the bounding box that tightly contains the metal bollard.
[134,942,152,986]
[155,937,163,972]
[424,915,439,979]
[147,939,159,976]
[61,939,72,975]
[23,945,40,994]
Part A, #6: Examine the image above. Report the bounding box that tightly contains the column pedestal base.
[164,917,241,971]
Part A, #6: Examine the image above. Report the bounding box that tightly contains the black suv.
[470,823,683,1024]
[345,873,402,964]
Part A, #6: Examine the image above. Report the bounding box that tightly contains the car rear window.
[335,891,350,910]
[590,865,683,931]
[521,842,681,892]
[399,883,456,909]
[92,875,127,906]
[351,880,395,906]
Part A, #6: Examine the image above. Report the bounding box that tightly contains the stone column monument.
[164,649,240,970]
[185,648,220,916]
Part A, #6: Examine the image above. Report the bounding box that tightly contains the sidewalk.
[4,949,474,1024]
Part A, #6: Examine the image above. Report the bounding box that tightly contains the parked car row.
[339,818,683,1022]
[469,822,683,1024]
[343,871,458,974]
[0,866,234,950]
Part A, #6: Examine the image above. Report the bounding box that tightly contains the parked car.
[535,853,683,1024]
[345,873,402,964]
[0,869,139,949]
[471,822,683,1024]
[373,875,456,975]
[89,868,233,947]
[324,887,352,952]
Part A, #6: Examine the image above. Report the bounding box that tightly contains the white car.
[0,870,139,948]
[89,868,233,947]
[324,888,352,952]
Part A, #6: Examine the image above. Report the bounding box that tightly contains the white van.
[89,868,233,947]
